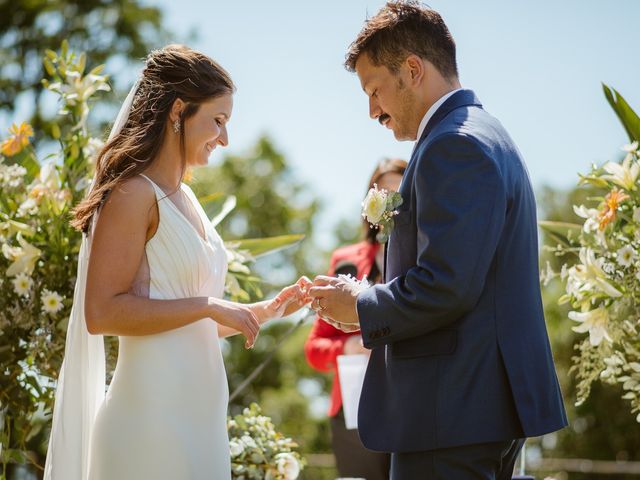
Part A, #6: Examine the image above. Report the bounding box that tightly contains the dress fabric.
[88,174,231,480]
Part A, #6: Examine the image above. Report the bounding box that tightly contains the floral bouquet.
[541,138,640,422]
[361,183,403,243]
[228,403,304,480]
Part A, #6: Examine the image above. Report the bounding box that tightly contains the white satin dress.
[87,174,231,480]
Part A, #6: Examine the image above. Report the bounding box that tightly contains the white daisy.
[11,272,32,297]
[617,245,637,268]
[41,289,64,315]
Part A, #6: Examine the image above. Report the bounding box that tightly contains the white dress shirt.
[414,88,462,145]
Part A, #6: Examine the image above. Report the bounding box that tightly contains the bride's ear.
[169,98,186,123]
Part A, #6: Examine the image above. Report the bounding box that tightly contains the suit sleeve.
[357,133,507,348]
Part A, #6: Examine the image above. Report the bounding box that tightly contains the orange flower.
[598,187,630,230]
[1,122,34,156]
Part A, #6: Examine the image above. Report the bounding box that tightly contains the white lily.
[570,247,622,298]
[602,154,640,191]
[622,141,639,154]
[569,306,613,346]
[573,205,600,233]
[5,234,42,276]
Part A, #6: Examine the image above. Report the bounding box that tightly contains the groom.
[308,2,568,479]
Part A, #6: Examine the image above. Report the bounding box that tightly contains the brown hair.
[345,1,457,79]
[71,44,235,233]
[364,157,408,244]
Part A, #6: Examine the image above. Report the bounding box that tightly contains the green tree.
[0,0,169,131]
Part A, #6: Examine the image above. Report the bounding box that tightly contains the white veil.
[43,78,141,480]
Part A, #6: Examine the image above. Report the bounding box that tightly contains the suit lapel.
[386,90,483,278]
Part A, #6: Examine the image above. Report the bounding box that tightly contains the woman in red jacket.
[304,158,407,480]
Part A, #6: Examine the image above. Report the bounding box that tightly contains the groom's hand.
[309,275,361,333]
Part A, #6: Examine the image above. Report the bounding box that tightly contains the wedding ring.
[313,297,326,312]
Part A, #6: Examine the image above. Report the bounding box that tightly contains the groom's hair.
[345,1,458,79]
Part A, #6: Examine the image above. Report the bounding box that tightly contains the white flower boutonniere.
[361,184,403,243]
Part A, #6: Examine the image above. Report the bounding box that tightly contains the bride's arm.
[84,177,259,347]
[217,278,312,338]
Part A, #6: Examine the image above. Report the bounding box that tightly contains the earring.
[173,119,181,133]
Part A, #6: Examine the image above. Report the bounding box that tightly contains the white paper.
[336,354,369,430]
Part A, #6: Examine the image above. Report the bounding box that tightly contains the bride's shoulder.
[99,175,157,224]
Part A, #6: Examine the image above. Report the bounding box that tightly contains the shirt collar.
[414,88,463,144]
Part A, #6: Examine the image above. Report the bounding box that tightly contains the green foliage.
[228,403,305,479]
[0,43,108,475]
[0,0,168,129]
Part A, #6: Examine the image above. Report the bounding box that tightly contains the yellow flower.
[1,122,34,157]
[598,187,629,230]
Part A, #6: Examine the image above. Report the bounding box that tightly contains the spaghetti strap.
[138,173,163,200]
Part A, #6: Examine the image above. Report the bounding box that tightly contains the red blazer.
[304,241,380,417]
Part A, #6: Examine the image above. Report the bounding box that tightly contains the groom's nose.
[369,97,382,120]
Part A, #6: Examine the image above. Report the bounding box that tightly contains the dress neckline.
[139,173,212,247]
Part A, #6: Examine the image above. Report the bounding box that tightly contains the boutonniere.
[361,184,403,243]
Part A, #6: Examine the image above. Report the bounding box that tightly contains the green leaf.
[229,234,304,258]
[78,53,87,74]
[387,191,404,210]
[196,191,226,219]
[603,83,640,142]
[43,58,56,77]
[210,195,236,227]
[538,220,582,247]
[61,39,69,58]
[89,64,105,76]
[578,172,610,188]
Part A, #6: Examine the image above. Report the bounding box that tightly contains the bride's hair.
[71,44,235,233]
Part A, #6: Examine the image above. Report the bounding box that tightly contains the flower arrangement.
[228,403,304,480]
[0,43,108,468]
[361,184,403,243]
[540,85,640,422]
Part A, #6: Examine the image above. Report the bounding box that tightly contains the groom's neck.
[422,75,462,115]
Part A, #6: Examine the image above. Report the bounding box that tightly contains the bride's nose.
[217,125,229,147]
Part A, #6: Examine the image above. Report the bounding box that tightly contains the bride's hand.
[210,298,261,348]
[252,276,313,322]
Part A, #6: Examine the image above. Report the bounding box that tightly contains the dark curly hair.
[345,1,457,79]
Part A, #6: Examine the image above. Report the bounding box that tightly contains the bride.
[43,44,310,480]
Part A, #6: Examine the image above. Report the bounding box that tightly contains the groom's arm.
[357,133,507,348]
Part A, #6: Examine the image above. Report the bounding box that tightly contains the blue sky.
[6,0,639,248]
[144,0,639,247]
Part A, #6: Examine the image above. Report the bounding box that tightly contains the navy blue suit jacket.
[356,90,567,452]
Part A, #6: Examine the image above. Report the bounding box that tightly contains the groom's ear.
[405,54,425,86]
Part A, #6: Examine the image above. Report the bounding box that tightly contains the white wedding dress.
[86,174,231,479]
